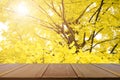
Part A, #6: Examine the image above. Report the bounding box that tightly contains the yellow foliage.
[0,0,120,63]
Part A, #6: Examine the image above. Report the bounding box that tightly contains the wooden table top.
[0,64,120,80]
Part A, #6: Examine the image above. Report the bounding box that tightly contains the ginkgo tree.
[0,0,120,63]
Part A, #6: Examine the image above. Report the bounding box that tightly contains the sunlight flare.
[16,2,29,16]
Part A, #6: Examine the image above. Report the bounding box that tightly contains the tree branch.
[69,2,93,24]
[110,43,118,54]
[44,0,61,17]
[89,8,98,22]
[61,0,74,39]
[89,0,104,22]
[102,2,113,15]
[93,37,119,48]
[87,28,103,42]
[95,0,104,21]
[84,38,119,52]
[61,0,79,49]
[32,0,61,30]
[81,32,86,48]
[90,31,95,53]
[94,28,104,37]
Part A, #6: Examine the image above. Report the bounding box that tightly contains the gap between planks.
[71,64,118,78]
[0,64,120,79]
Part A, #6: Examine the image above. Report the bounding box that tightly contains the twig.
[94,28,104,37]
[61,0,74,39]
[81,32,86,47]
[93,38,119,48]
[110,43,118,54]
[102,2,113,15]
[90,31,95,53]
[84,38,119,52]
[95,0,104,21]
[70,2,93,24]
[44,0,61,17]
[89,0,104,22]
[89,8,98,22]
[58,1,82,4]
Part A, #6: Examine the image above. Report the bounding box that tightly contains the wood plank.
[2,64,48,78]
[0,64,25,76]
[71,64,117,78]
[94,64,120,77]
[0,64,119,80]
[43,64,77,78]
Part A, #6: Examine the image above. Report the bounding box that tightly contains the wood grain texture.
[71,64,117,78]
[2,64,48,78]
[94,64,120,77]
[0,64,20,74]
[0,64,120,80]
[43,64,77,78]
[0,64,25,76]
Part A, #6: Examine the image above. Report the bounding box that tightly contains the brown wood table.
[0,64,120,80]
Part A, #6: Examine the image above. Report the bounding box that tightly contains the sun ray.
[16,2,29,16]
